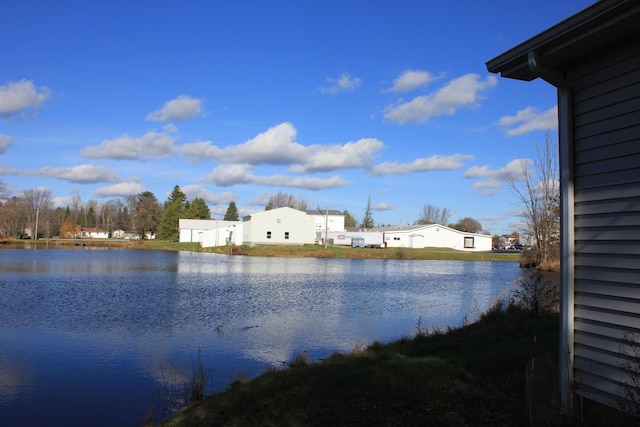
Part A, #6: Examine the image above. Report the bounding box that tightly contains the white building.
[179,219,242,247]
[325,231,385,247]
[77,227,110,239]
[304,209,346,233]
[242,207,316,246]
[383,224,491,251]
[327,224,491,252]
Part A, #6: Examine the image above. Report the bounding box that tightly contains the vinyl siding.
[569,37,640,408]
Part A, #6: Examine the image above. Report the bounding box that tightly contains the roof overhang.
[486,0,640,82]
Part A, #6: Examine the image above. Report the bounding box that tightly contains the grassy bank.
[2,239,521,262]
[159,303,560,427]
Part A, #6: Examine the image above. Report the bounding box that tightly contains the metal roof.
[486,0,640,81]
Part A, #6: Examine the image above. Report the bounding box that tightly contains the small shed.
[487,0,640,413]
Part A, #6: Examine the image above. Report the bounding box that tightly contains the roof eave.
[486,0,640,81]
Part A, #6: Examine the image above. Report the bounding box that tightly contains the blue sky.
[0,0,593,234]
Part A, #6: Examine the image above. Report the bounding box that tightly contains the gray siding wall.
[569,38,640,409]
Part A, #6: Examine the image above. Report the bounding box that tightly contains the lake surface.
[0,247,524,426]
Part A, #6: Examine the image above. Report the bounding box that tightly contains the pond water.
[0,247,524,426]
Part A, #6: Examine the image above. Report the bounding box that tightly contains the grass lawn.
[159,303,560,426]
[8,239,521,262]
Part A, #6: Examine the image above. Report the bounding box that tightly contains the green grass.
[11,239,519,262]
[159,304,560,427]
[205,244,520,262]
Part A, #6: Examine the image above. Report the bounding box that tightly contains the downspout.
[528,51,575,413]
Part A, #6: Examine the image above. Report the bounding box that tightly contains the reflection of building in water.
[0,356,33,402]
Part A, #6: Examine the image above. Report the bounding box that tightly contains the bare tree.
[22,187,52,239]
[415,204,451,225]
[509,135,559,267]
[265,191,308,210]
[71,194,83,224]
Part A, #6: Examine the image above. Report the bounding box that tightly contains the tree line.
[0,181,494,242]
[2,136,558,268]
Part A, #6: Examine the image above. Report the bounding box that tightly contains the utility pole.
[324,208,329,248]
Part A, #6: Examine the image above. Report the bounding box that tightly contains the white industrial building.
[179,219,242,247]
[327,224,492,252]
[383,224,492,251]
[324,231,385,247]
[242,207,316,246]
[304,209,346,233]
[179,208,491,252]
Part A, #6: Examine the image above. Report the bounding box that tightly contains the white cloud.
[292,138,384,173]
[318,73,362,94]
[0,162,126,185]
[94,182,147,198]
[498,106,558,136]
[82,129,176,159]
[0,79,52,120]
[146,95,203,122]
[256,174,349,190]
[205,164,255,187]
[387,70,437,93]
[370,154,474,176]
[384,74,497,124]
[203,163,349,190]
[373,202,395,211]
[180,122,384,172]
[181,184,237,205]
[38,164,121,184]
[464,158,531,189]
[0,135,13,154]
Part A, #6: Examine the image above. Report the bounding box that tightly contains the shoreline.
[0,238,522,262]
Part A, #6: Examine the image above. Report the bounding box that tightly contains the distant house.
[242,207,316,246]
[179,219,242,247]
[487,0,640,413]
[112,230,139,240]
[77,227,109,239]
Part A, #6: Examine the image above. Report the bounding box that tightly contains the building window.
[267,231,272,239]
[277,218,281,223]
[284,232,289,240]
[464,237,474,248]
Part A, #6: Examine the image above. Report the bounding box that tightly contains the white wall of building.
[305,210,346,233]
[179,219,242,247]
[326,231,384,247]
[243,207,315,246]
[384,224,492,252]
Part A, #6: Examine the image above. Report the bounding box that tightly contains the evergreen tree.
[136,191,163,238]
[360,196,374,229]
[158,185,187,241]
[185,197,211,219]
[223,201,239,221]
